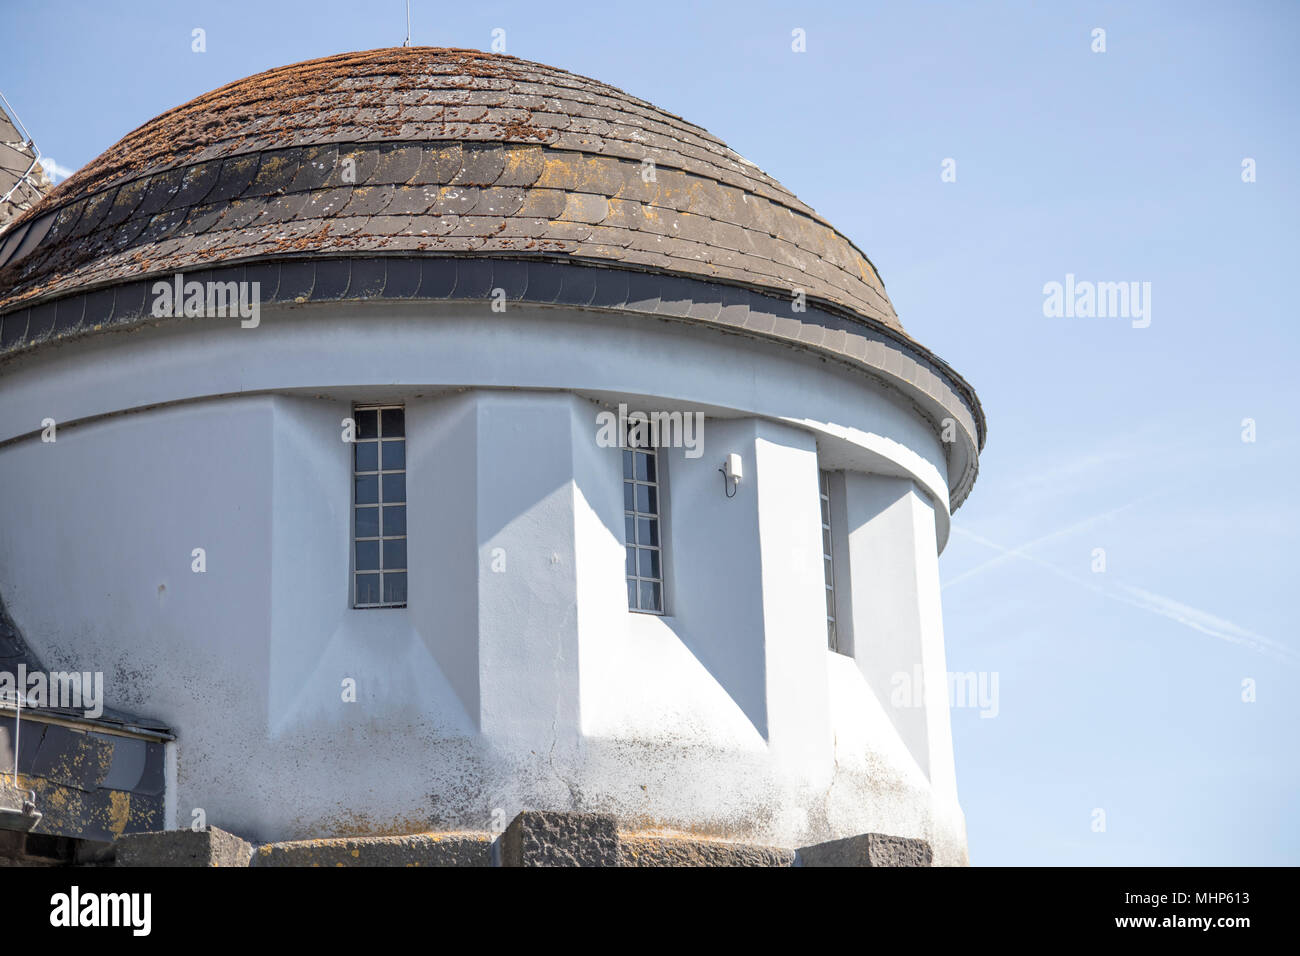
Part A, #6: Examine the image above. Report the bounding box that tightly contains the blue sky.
[4,0,1296,864]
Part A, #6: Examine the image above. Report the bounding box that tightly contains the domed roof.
[0,47,898,328]
[0,47,984,504]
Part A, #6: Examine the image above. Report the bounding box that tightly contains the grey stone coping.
[254,832,492,867]
[103,816,936,867]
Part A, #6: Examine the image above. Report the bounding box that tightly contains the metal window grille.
[352,405,407,608]
[820,469,838,651]
[623,431,664,614]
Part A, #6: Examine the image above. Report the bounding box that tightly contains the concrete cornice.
[0,257,984,508]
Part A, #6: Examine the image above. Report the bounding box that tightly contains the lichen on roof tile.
[0,46,901,335]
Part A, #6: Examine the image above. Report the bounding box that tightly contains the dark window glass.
[381,440,405,470]
[382,505,406,537]
[354,507,379,538]
[383,572,407,605]
[638,549,659,578]
[354,475,379,505]
[354,441,379,472]
[355,540,380,571]
[355,409,379,440]
[381,407,405,437]
[382,473,405,504]
[383,538,406,572]
[355,574,381,605]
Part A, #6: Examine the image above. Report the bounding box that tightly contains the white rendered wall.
[0,304,968,862]
[0,302,953,545]
[835,473,965,851]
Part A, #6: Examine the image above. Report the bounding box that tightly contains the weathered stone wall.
[97,812,935,868]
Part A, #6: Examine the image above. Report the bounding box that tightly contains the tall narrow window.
[353,404,407,608]
[623,433,664,614]
[820,469,837,650]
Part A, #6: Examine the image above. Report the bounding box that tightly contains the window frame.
[623,425,666,615]
[820,469,839,651]
[351,403,408,609]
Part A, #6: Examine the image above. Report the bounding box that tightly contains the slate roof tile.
[171,160,223,209]
[341,184,396,217]
[541,220,593,242]
[319,214,369,237]
[135,168,188,219]
[44,202,84,247]
[495,145,544,187]
[603,247,673,270]
[451,144,505,186]
[497,216,550,239]
[582,225,635,249]
[558,192,608,224]
[450,215,505,237]
[418,143,463,184]
[369,143,425,184]
[384,185,440,216]
[67,190,116,239]
[139,207,190,244]
[201,154,262,205]
[245,148,303,197]
[296,186,351,219]
[472,186,525,218]
[98,179,150,229]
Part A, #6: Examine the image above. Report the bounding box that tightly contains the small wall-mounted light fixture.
[719,453,743,498]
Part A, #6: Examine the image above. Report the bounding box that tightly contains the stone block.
[114,826,252,867]
[254,832,491,867]
[798,832,933,867]
[619,835,793,867]
[500,811,618,867]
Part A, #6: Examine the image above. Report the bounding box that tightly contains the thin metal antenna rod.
[403,1,411,47]
[0,90,43,207]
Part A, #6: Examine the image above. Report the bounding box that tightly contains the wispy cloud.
[943,496,1152,590]
[37,156,73,183]
[949,525,1297,664]
[1113,585,1295,661]
[1004,448,1141,502]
